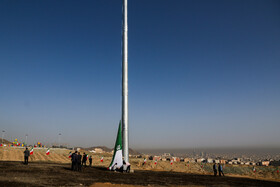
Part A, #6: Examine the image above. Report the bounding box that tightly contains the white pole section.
[122,0,129,163]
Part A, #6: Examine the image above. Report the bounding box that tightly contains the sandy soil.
[1,147,279,186]
[1,161,280,187]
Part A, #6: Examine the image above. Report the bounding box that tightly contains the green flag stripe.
[109,120,122,167]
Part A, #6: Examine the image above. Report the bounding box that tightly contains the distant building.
[172,157,180,162]
[162,153,171,157]
[214,160,220,164]
[153,156,161,161]
[220,160,227,164]
[184,158,191,162]
[196,158,205,163]
[270,160,280,166]
[231,159,239,164]
[94,148,104,153]
[262,161,270,166]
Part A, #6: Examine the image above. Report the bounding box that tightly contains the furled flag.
[154,160,157,165]
[68,152,72,158]
[144,158,146,164]
[86,154,89,160]
[277,169,279,174]
[0,144,2,147]
[46,148,50,155]
[30,147,34,155]
[108,121,123,170]
[101,157,104,162]
[171,159,173,165]
[253,167,256,173]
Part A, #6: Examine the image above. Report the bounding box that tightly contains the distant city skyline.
[0,0,279,149]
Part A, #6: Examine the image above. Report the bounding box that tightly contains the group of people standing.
[213,163,224,176]
[71,151,92,171]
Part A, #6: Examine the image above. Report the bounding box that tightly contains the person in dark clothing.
[89,156,92,167]
[82,152,87,167]
[71,151,77,170]
[119,160,131,173]
[77,152,82,171]
[213,163,217,176]
[218,163,224,176]
[23,147,30,165]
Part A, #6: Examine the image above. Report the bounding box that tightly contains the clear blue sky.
[0,0,279,149]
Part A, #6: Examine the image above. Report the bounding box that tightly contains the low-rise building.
[184,158,191,162]
[214,159,220,164]
[262,161,270,166]
[94,148,104,153]
[220,160,227,164]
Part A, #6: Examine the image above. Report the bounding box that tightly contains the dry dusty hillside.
[0,147,114,166]
[1,147,279,183]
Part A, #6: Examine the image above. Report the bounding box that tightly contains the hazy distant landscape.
[139,147,280,160]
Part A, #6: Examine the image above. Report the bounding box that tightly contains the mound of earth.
[1,139,12,144]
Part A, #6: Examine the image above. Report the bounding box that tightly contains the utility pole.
[2,130,5,144]
[122,0,129,163]
[25,134,28,146]
[58,133,62,148]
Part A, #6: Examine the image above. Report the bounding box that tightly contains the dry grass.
[1,147,279,182]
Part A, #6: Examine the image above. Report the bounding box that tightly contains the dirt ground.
[0,161,279,187]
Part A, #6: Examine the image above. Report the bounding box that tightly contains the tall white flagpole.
[122,0,129,163]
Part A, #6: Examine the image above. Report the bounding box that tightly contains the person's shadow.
[91,166,108,171]
[63,167,72,171]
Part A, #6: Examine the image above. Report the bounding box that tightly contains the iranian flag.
[68,152,72,158]
[108,121,123,170]
[30,147,34,155]
[154,160,157,165]
[86,154,89,160]
[46,148,50,155]
[170,159,173,165]
[101,157,104,162]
